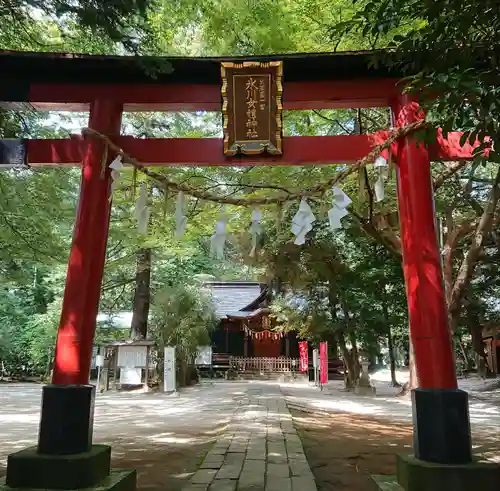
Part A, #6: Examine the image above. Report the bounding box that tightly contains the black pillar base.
[2,469,136,491]
[412,388,472,464]
[3,384,136,491]
[371,454,500,491]
[6,445,111,489]
[38,384,95,455]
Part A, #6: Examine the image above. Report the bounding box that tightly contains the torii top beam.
[0,49,401,112]
[0,49,477,166]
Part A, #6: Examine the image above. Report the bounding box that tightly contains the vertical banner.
[320,341,328,385]
[298,341,309,372]
[164,346,176,393]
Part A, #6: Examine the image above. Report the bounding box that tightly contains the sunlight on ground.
[1,380,499,491]
[0,414,39,423]
[148,434,201,445]
[370,368,409,383]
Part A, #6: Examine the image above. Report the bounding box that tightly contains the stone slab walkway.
[183,385,317,491]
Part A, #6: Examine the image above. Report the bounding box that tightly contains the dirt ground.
[0,428,217,491]
[109,435,215,491]
[0,383,231,491]
[2,382,498,491]
[290,409,500,491]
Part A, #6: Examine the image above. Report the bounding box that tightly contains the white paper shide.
[291,199,316,245]
[328,186,351,230]
[135,183,150,235]
[175,191,188,238]
[248,207,262,257]
[210,214,228,259]
[374,155,389,202]
[109,155,124,196]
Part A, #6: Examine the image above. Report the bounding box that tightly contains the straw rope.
[82,119,427,207]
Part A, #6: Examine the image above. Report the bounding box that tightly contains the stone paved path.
[183,385,317,491]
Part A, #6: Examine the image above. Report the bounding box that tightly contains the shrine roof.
[0,49,398,86]
[105,339,155,347]
[205,281,267,319]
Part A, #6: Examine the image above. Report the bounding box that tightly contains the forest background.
[1,0,498,390]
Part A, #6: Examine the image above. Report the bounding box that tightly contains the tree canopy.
[1,0,499,386]
[0,0,155,52]
[336,0,500,161]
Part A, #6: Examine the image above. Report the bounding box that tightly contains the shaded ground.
[281,376,500,434]
[0,382,242,491]
[1,380,499,491]
[291,409,500,491]
[112,439,211,491]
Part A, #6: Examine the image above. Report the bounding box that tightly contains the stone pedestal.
[371,389,499,491]
[1,385,136,491]
[372,454,500,491]
[354,361,376,396]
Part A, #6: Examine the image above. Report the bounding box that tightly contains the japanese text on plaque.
[245,76,267,139]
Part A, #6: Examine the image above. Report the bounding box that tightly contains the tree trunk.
[387,328,400,387]
[382,294,399,386]
[337,331,360,390]
[399,337,418,395]
[449,166,500,321]
[178,356,189,387]
[338,332,354,390]
[327,285,361,389]
[470,326,488,378]
[348,330,361,374]
[130,248,152,340]
[456,335,471,372]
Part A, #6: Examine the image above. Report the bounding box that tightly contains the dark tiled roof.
[0,49,400,88]
[205,281,264,319]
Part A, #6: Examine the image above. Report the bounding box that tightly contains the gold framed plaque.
[221,61,283,156]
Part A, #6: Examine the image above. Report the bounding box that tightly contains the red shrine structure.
[207,282,296,354]
[1,49,498,491]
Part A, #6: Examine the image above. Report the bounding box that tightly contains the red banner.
[320,341,328,385]
[298,341,308,372]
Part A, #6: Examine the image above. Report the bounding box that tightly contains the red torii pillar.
[6,100,135,491]
[38,100,123,455]
[392,94,472,464]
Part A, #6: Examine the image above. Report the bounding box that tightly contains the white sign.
[117,346,147,368]
[312,349,319,368]
[95,355,105,367]
[120,367,142,385]
[195,346,212,366]
[164,346,176,393]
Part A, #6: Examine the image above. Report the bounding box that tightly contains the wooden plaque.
[221,61,283,156]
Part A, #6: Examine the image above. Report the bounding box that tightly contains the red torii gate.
[1,50,493,491]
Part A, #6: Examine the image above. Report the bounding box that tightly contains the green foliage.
[2,0,499,380]
[0,0,156,53]
[0,169,77,271]
[0,290,28,365]
[154,0,375,55]
[0,292,60,376]
[336,0,500,161]
[265,217,408,355]
[22,299,61,372]
[149,282,217,385]
[150,283,217,353]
